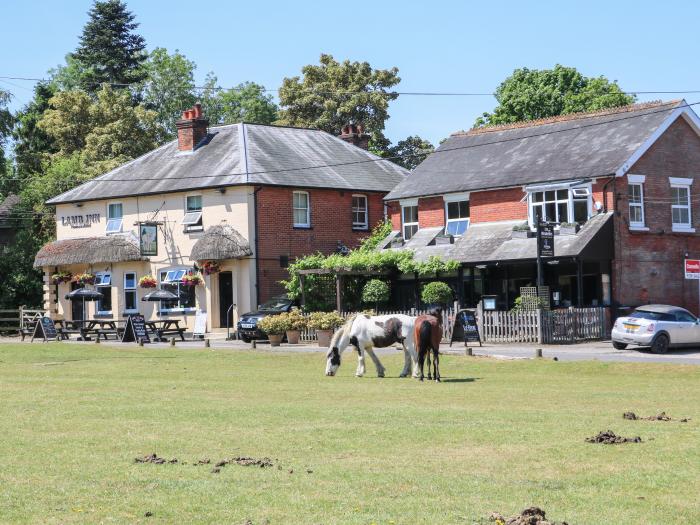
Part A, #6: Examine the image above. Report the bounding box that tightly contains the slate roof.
[385,100,685,201]
[378,212,613,264]
[47,123,409,204]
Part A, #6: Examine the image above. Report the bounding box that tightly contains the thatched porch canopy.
[190,224,252,261]
[33,236,146,268]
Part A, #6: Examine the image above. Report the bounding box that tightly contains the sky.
[2,0,700,146]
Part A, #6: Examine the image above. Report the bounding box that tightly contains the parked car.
[611,304,700,353]
[237,296,295,342]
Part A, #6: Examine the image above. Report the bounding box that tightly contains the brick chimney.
[338,123,370,150]
[176,103,209,151]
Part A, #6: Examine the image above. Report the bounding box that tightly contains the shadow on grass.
[441,377,481,383]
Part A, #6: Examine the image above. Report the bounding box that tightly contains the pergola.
[296,268,391,312]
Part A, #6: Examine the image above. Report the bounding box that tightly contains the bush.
[512,223,530,232]
[283,308,307,331]
[257,314,288,335]
[307,311,345,331]
[361,279,390,307]
[421,281,453,306]
[511,295,543,311]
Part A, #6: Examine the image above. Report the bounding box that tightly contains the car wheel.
[612,341,627,350]
[651,334,669,354]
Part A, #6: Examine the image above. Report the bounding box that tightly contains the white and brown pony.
[325,314,417,378]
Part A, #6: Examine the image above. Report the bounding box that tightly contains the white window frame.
[106,202,123,234]
[525,182,593,230]
[124,272,138,314]
[293,191,310,228]
[443,193,470,237]
[159,268,196,313]
[351,194,368,230]
[627,174,647,230]
[95,272,112,315]
[400,198,419,240]
[669,177,694,232]
[183,195,203,231]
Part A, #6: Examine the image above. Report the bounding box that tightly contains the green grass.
[0,344,698,524]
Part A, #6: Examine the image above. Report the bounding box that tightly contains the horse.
[414,311,443,382]
[325,314,418,378]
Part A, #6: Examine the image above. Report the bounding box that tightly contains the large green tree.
[277,54,400,150]
[386,135,434,171]
[201,77,278,126]
[475,64,636,127]
[71,0,147,91]
[0,89,13,188]
[12,83,58,179]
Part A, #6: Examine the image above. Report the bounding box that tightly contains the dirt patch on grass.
[585,430,642,444]
[489,506,568,524]
[623,411,689,422]
[137,454,276,473]
[134,453,179,464]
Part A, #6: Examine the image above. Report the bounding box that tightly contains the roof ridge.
[454,100,682,136]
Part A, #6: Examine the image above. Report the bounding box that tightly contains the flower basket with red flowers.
[201,261,221,275]
[181,273,204,286]
[73,272,96,285]
[50,271,73,285]
[139,275,157,288]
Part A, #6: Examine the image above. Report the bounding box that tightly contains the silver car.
[611,304,700,353]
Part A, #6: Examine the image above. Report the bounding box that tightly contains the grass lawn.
[0,343,698,524]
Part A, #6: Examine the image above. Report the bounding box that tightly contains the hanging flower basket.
[73,272,96,285]
[139,275,157,288]
[201,261,221,275]
[181,274,204,287]
[50,271,73,285]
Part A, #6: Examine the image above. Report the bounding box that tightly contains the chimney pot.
[338,122,370,150]
[176,104,209,152]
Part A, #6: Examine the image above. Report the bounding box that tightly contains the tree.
[361,279,390,311]
[200,74,278,126]
[475,65,635,127]
[386,135,434,170]
[421,281,453,307]
[12,83,58,178]
[277,54,400,151]
[0,89,13,189]
[72,0,147,91]
[142,48,197,139]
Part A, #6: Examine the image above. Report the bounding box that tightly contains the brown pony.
[414,310,442,382]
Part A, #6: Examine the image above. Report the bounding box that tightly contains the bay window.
[352,194,368,229]
[160,269,196,311]
[527,182,592,229]
[95,272,112,314]
[402,204,419,240]
[293,191,310,228]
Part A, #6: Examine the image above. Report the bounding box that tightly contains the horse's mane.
[329,313,358,348]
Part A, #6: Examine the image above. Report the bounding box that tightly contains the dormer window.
[444,195,470,236]
[526,182,592,229]
[401,203,418,240]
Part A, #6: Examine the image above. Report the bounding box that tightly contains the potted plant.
[284,308,307,344]
[308,311,344,347]
[257,314,287,347]
[511,223,532,239]
[73,272,96,285]
[362,279,390,312]
[50,271,72,285]
[181,273,204,286]
[201,261,221,275]
[559,222,580,235]
[139,275,157,288]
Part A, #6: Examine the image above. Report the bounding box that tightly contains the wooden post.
[466,347,473,356]
[299,274,306,310]
[537,309,543,344]
[170,337,176,347]
[576,258,584,307]
[535,348,543,358]
[335,274,343,313]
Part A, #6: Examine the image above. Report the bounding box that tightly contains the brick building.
[382,100,700,314]
[34,106,407,330]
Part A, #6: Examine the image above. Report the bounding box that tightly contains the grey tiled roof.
[385,101,684,201]
[47,123,408,204]
[378,213,613,264]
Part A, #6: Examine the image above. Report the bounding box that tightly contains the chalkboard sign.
[31,316,58,342]
[192,310,207,339]
[121,314,150,343]
[449,309,482,347]
[538,223,555,257]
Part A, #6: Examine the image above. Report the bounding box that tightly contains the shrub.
[278,308,307,331]
[512,223,530,232]
[307,311,345,331]
[257,314,288,335]
[361,279,390,308]
[421,281,453,306]
[511,295,543,311]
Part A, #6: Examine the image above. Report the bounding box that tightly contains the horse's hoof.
[399,373,408,378]
[378,373,385,378]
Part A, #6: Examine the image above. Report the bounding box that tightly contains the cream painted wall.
[45,186,258,330]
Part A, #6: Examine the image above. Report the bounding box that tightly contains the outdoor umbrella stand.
[64,288,104,322]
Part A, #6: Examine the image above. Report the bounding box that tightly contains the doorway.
[71,282,84,321]
[218,271,234,328]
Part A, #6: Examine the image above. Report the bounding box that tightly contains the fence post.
[537,309,543,344]
[19,305,24,330]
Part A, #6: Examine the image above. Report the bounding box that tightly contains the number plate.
[623,323,639,332]
[241,323,255,329]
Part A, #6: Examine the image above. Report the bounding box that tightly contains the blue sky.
[2,0,700,145]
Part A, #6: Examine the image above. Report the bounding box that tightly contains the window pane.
[187,195,202,211]
[180,285,195,308]
[556,189,568,200]
[161,283,178,309]
[545,191,555,202]
[446,219,468,236]
[125,273,136,289]
[630,205,642,224]
[628,184,641,203]
[403,205,417,223]
[557,202,568,223]
[532,192,543,203]
[447,201,469,220]
[673,208,690,225]
[459,201,470,218]
[672,187,689,205]
[545,202,556,221]
[533,204,543,223]
[294,208,308,225]
[573,200,588,223]
[404,223,418,240]
[108,203,122,219]
[98,286,111,312]
[125,290,136,311]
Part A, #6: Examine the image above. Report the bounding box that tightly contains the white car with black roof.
[611,304,700,353]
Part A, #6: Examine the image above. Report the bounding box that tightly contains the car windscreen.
[260,298,292,311]
[629,310,674,321]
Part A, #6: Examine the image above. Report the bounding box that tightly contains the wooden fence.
[480,309,541,343]
[0,307,46,334]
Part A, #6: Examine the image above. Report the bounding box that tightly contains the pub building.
[34,105,408,331]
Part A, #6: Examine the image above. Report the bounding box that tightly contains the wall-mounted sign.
[538,223,555,257]
[61,214,100,228]
[685,259,700,279]
[140,224,158,256]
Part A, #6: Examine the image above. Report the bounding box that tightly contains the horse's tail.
[418,319,433,350]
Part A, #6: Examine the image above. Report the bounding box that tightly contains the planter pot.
[559,225,580,236]
[511,230,532,239]
[285,329,300,345]
[315,329,333,347]
[268,334,284,347]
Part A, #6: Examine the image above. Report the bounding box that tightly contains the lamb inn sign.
[61,213,100,228]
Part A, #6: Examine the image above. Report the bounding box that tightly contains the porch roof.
[34,235,147,268]
[190,224,252,261]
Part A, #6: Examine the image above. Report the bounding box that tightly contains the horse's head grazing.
[325,346,341,376]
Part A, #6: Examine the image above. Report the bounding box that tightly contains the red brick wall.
[418,197,445,228]
[387,202,401,231]
[613,117,700,313]
[470,187,528,223]
[256,187,385,302]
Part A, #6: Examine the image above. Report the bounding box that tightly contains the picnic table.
[146,320,186,342]
[55,319,122,341]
